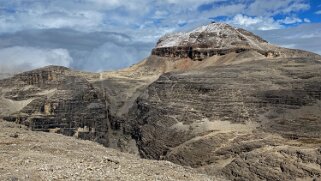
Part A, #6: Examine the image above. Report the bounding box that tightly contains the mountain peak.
[190,22,233,33]
[152,23,320,61]
[155,22,268,50]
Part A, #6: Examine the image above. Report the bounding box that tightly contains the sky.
[0,0,320,73]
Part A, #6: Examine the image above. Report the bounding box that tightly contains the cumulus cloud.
[228,14,283,30]
[278,16,304,24]
[0,47,72,73]
[227,14,312,31]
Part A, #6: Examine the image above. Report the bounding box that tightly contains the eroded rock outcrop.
[0,66,110,146]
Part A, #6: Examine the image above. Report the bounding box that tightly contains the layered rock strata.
[0,66,110,146]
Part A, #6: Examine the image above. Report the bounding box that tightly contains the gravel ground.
[0,120,223,181]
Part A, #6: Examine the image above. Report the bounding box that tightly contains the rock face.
[0,66,110,146]
[130,57,321,176]
[1,22,321,181]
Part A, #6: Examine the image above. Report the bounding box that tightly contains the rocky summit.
[1,22,321,181]
[152,23,319,61]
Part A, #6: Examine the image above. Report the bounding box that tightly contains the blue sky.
[0,0,320,72]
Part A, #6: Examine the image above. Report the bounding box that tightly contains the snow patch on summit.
[155,22,270,50]
[157,32,189,48]
[156,23,238,48]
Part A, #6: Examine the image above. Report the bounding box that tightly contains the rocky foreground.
[0,119,221,181]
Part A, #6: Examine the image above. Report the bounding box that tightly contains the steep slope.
[95,55,208,119]
[0,66,110,146]
[0,119,220,181]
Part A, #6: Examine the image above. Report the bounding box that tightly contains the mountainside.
[128,23,321,180]
[0,66,110,146]
[130,57,321,180]
[1,22,321,180]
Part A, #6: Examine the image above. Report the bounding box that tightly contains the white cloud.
[228,14,283,30]
[282,2,310,14]
[232,14,262,26]
[277,16,311,25]
[0,0,313,36]
[0,47,73,73]
[0,0,309,33]
[0,9,104,32]
[165,0,220,6]
[89,0,122,7]
[303,18,311,23]
[316,10,321,14]
[278,16,303,24]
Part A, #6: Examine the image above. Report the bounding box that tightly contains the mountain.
[1,22,321,180]
[129,23,321,180]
